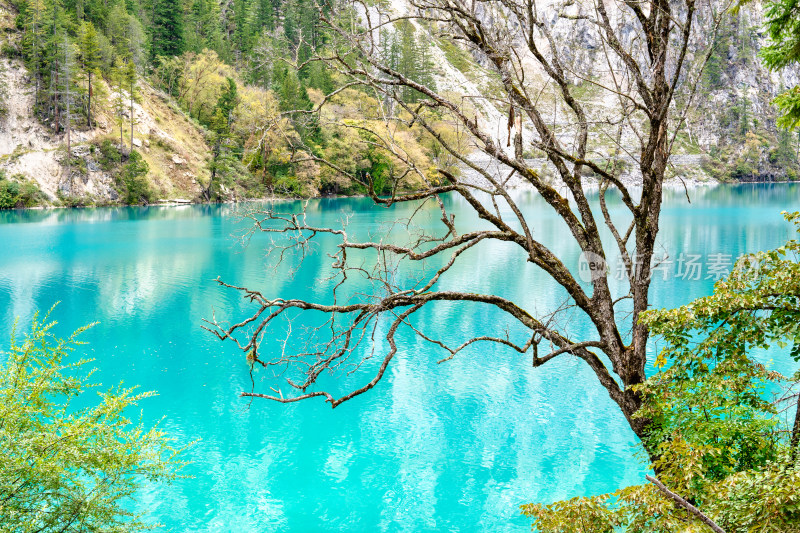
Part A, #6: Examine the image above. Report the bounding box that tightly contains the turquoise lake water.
[1,183,799,532]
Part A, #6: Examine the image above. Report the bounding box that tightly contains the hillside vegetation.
[0,0,798,207]
[0,0,463,207]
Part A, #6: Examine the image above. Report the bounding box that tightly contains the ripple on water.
[0,188,798,531]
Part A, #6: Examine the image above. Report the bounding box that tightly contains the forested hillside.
[689,5,800,182]
[0,0,461,206]
[0,0,798,207]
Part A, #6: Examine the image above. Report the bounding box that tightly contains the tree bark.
[129,84,134,152]
[791,393,800,464]
[87,70,92,128]
[208,0,721,461]
[646,475,726,533]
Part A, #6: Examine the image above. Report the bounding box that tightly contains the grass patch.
[437,38,475,75]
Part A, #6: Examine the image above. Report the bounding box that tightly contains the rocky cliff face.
[0,49,65,200]
[0,0,212,207]
[688,4,800,181]
[392,0,800,183]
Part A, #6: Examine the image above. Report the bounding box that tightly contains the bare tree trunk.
[32,4,39,103]
[646,475,726,533]
[66,100,71,195]
[205,138,220,202]
[130,85,134,152]
[53,69,59,134]
[207,0,726,458]
[791,393,800,464]
[87,70,92,128]
[64,35,72,195]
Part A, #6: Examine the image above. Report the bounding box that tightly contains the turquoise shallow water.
[1,183,799,532]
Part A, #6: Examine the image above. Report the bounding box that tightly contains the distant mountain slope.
[382,0,800,185]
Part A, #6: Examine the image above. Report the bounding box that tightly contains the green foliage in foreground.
[0,310,186,532]
[523,212,800,532]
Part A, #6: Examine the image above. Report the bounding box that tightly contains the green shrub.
[118,151,154,204]
[0,177,44,209]
[98,139,122,171]
[731,158,757,181]
[1,42,18,58]
[57,194,88,208]
[0,310,186,531]
[273,175,304,196]
[66,156,88,176]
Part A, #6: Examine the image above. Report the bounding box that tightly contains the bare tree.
[60,34,77,195]
[206,0,729,453]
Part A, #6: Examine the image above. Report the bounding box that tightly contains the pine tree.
[255,0,275,31]
[106,1,145,63]
[40,0,69,129]
[216,77,238,129]
[278,69,310,112]
[79,22,102,128]
[187,0,223,54]
[151,0,184,58]
[73,0,85,21]
[305,60,333,94]
[58,34,78,194]
[205,78,239,201]
[247,29,277,89]
[20,0,47,102]
[415,39,436,96]
[380,29,398,71]
[283,0,298,44]
[124,59,137,151]
[739,97,751,137]
[111,58,126,147]
[397,21,418,103]
[378,27,399,113]
[279,70,318,142]
[84,0,109,28]
[387,21,436,104]
[232,0,248,56]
